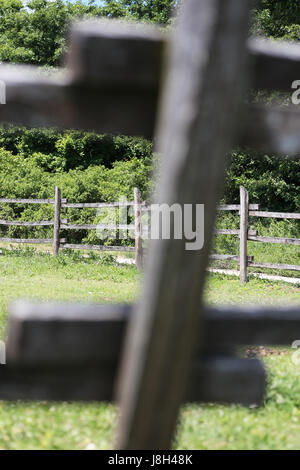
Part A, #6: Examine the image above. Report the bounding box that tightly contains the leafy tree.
[101,0,176,24]
[253,0,300,41]
[0,0,104,66]
[0,0,176,66]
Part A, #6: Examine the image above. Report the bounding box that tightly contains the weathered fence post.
[117,0,252,450]
[53,186,61,256]
[240,186,249,284]
[134,187,143,270]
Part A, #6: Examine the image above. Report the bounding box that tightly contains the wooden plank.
[68,20,164,88]
[0,220,54,226]
[116,0,252,450]
[0,198,67,204]
[248,261,300,272]
[248,235,300,246]
[249,37,300,91]
[62,202,136,208]
[52,187,61,256]
[249,211,300,220]
[0,238,53,244]
[0,30,299,141]
[134,188,143,270]
[215,229,257,236]
[61,223,135,230]
[205,305,300,347]
[209,254,254,262]
[239,104,300,157]
[239,186,248,284]
[208,267,300,285]
[7,301,300,363]
[0,52,159,139]
[217,204,259,211]
[62,243,134,252]
[0,356,265,406]
[186,356,265,406]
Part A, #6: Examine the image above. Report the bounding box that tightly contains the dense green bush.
[0,148,153,244]
[224,150,300,212]
[253,0,300,41]
[0,0,175,67]
[0,126,153,172]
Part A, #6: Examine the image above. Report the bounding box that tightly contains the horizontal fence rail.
[247,235,300,246]
[0,198,67,204]
[2,299,300,404]
[249,211,300,219]
[63,244,135,252]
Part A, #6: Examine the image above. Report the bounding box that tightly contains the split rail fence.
[0,185,299,281]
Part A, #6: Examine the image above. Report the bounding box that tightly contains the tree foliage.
[100,0,176,24]
[0,0,176,66]
[253,0,300,41]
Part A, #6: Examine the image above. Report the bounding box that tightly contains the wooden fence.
[237,186,300,283]
[0,186,144,267]
[0,185,299,280]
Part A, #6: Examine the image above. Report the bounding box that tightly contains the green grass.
[0,250,299,449]
[175,354,300,450]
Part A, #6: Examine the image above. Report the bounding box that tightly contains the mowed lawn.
[0,250,299,449]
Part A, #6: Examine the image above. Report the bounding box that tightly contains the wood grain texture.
[239,104,300,157]
[249,37,300,91]
[0,220,54,226]
[0,31,299,140]
[7,301,300,366]
[248,235,300,246]
[210,254,254,262]
[116,0,252,449]
[215,229,257,236]
[53,186,61,256]
[0,64,158,139]
[0,238,54,244]
[248,261,300,272]
[0,356,265,406]
[218,204,259,211]
[62,244,135,252]
[62,202,136,208]
[240,186,249,284]
[0,198,66,204]
[61,223,134,230]
[249,211,300,220]
[67,19,165,89]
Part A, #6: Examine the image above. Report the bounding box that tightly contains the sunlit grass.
[0,250,298,449]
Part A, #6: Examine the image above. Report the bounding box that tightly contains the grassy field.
[0,249,299,449]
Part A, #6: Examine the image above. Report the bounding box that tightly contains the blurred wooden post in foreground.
[116,0,252,450]
[53,186,61,256]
